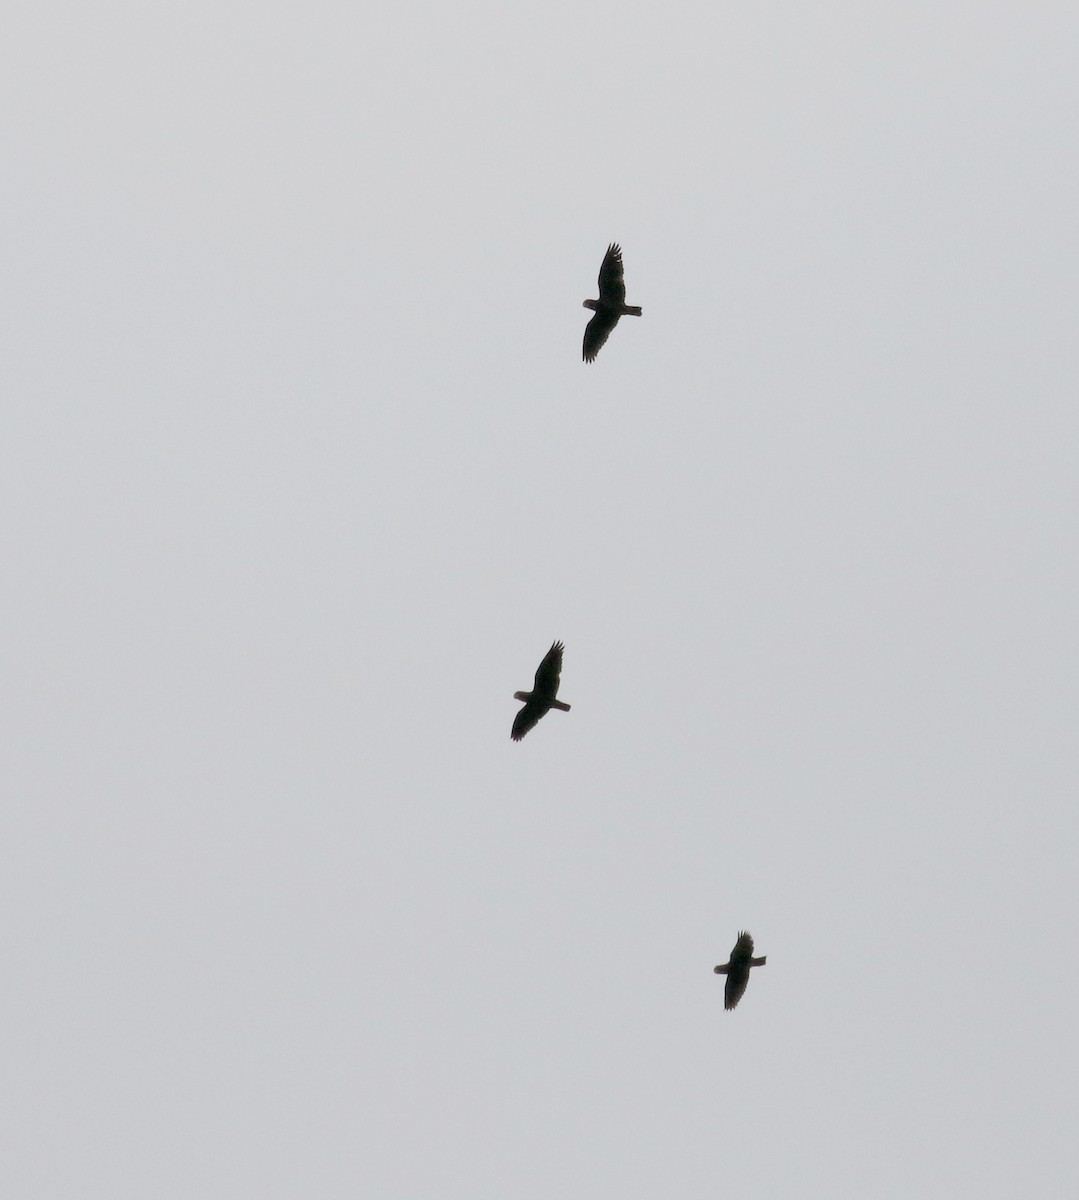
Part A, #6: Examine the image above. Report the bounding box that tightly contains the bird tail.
[623,305,643,316]
[751,956,767,967]
[550,700,571,712]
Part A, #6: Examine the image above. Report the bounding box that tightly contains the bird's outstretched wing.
[583,310,618,363]
[733,931,755,960]
[511,700,545,742]
[532,641,564,698]
[596,243,627,307]
[725,965,751,1011]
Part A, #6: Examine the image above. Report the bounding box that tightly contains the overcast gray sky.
[4,2,1079,1197]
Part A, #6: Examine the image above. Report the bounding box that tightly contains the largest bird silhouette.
[582,243,642,362]
[713,931,767,1011]
[511,641,571,741]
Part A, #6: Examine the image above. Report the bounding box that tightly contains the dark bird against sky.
[582,243,642,362]
[713,931,767,1011]
[511,641,571,741]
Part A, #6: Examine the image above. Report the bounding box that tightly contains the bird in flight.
[713,932,767,1011]
[511,641,571,741]
[582,243,642,362]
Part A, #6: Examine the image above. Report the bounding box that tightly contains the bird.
[582,243,642,362]
[713,931,767,1011]
[511,641,571,741]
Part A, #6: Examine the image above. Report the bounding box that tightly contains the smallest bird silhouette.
[582,243,642,362]
[511,641,571,741]
[714,931,767,1011]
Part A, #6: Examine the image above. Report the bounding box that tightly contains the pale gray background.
[3,2,1078,1197]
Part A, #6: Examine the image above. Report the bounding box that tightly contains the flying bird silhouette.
[713,931,767,1011]
[511,641,571,741]
[582,243,642,362]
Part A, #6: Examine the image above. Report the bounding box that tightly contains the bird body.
[713,931,767,1011]
[511,641,571,741]
[582,243,641,362]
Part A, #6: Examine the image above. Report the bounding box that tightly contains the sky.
[3,2,1079,1197]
